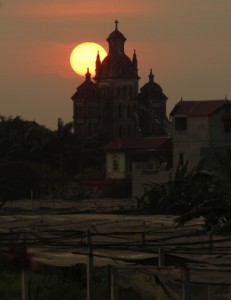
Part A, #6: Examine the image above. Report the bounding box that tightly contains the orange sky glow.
[1,0,231,129]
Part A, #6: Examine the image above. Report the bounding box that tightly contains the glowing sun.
[70,42,107,77]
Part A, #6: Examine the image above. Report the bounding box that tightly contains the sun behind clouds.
[70,42,107,77]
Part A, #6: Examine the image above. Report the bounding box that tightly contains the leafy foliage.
[0,116,107,205]
[138,161,231,230]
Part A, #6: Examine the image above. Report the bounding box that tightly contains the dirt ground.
[1,199,231,299]
[3,197,137,213]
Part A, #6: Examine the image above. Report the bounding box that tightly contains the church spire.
[95,51,101,78]
[149,69,154,82]
[132,50,138,76]
[115,19,119,30]
[85,68,91,81]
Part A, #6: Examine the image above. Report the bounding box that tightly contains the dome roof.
[107,19,126,42]
[99,53,137,78]
[139,70,167,101]
[71,69,99,100]
[107,29,126,42]
[94,21,139,79]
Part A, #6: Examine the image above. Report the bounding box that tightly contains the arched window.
[112,155,120,171]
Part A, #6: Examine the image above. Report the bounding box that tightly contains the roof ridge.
[188,101,199,115]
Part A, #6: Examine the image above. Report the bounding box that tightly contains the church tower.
[94,20,140,138]
[71,21,168,139]
[71,69,101,137]
[139,69,168,136]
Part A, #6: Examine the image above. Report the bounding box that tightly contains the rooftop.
[170,99,231,116]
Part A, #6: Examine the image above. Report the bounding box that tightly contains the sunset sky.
[1,0,231,129]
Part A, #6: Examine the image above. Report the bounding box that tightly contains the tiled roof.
[170,99,231,116]
[102,137,172,151]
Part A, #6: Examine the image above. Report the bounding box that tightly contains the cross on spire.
[115,19,119,30]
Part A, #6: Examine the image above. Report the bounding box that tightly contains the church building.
[71,21,168,139]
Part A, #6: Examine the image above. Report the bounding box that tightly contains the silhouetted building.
[139,69,168,136]
[71,20,168,139]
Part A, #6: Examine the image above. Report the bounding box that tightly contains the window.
[179,152,184,166]
[127,105,131,118]
[129,86,133,97]
[118,105,122,118]
[127,125,131,136]
[123,86,127,97]
[77,107,83,117]
[224,120,231,132]
[175,117,187,131]
[88,107,98,118]
[118,125,123,137]
[151,122,155,134]
[227,149,231,162]
[88,122,92,133]
[113,155,119,171]
[117,87,121,97]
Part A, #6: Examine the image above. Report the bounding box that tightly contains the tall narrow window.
[118,125,123,137]
[123,86,127,97]
[224,120,231,132]
[129,86,133,97]
[113,156,119,171]
[127,105,131,118]
[118,105,122,118]
[127,125,131,136]
[227,149,231,162]
[117,87,121,97]
[179,152,184,166]
[88,122,92,133]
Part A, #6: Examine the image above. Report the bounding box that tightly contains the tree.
[137,161,231,231]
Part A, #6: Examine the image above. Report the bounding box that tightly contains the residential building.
[102,137,172,198]
[170,99,231,170]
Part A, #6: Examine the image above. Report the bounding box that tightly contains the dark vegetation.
[137,160,231,232]
[0,116,108,205]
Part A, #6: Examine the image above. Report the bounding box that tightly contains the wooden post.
[141,221,146,245]
[110,266,118,300]
[87,231,93,300]
[158,248,165,267]
[208,232,213,252]
[21,270,29,300]
[207,285,211,300]
[183,267,191,300]
[157,248,165,300]
[31,189,34,210]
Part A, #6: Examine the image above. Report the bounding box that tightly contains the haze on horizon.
[1,0,231,129]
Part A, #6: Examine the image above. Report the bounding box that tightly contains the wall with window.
[172,114,210,170]
[106,152,126,179]
[172,108,231,170]
[209,109,231,146]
